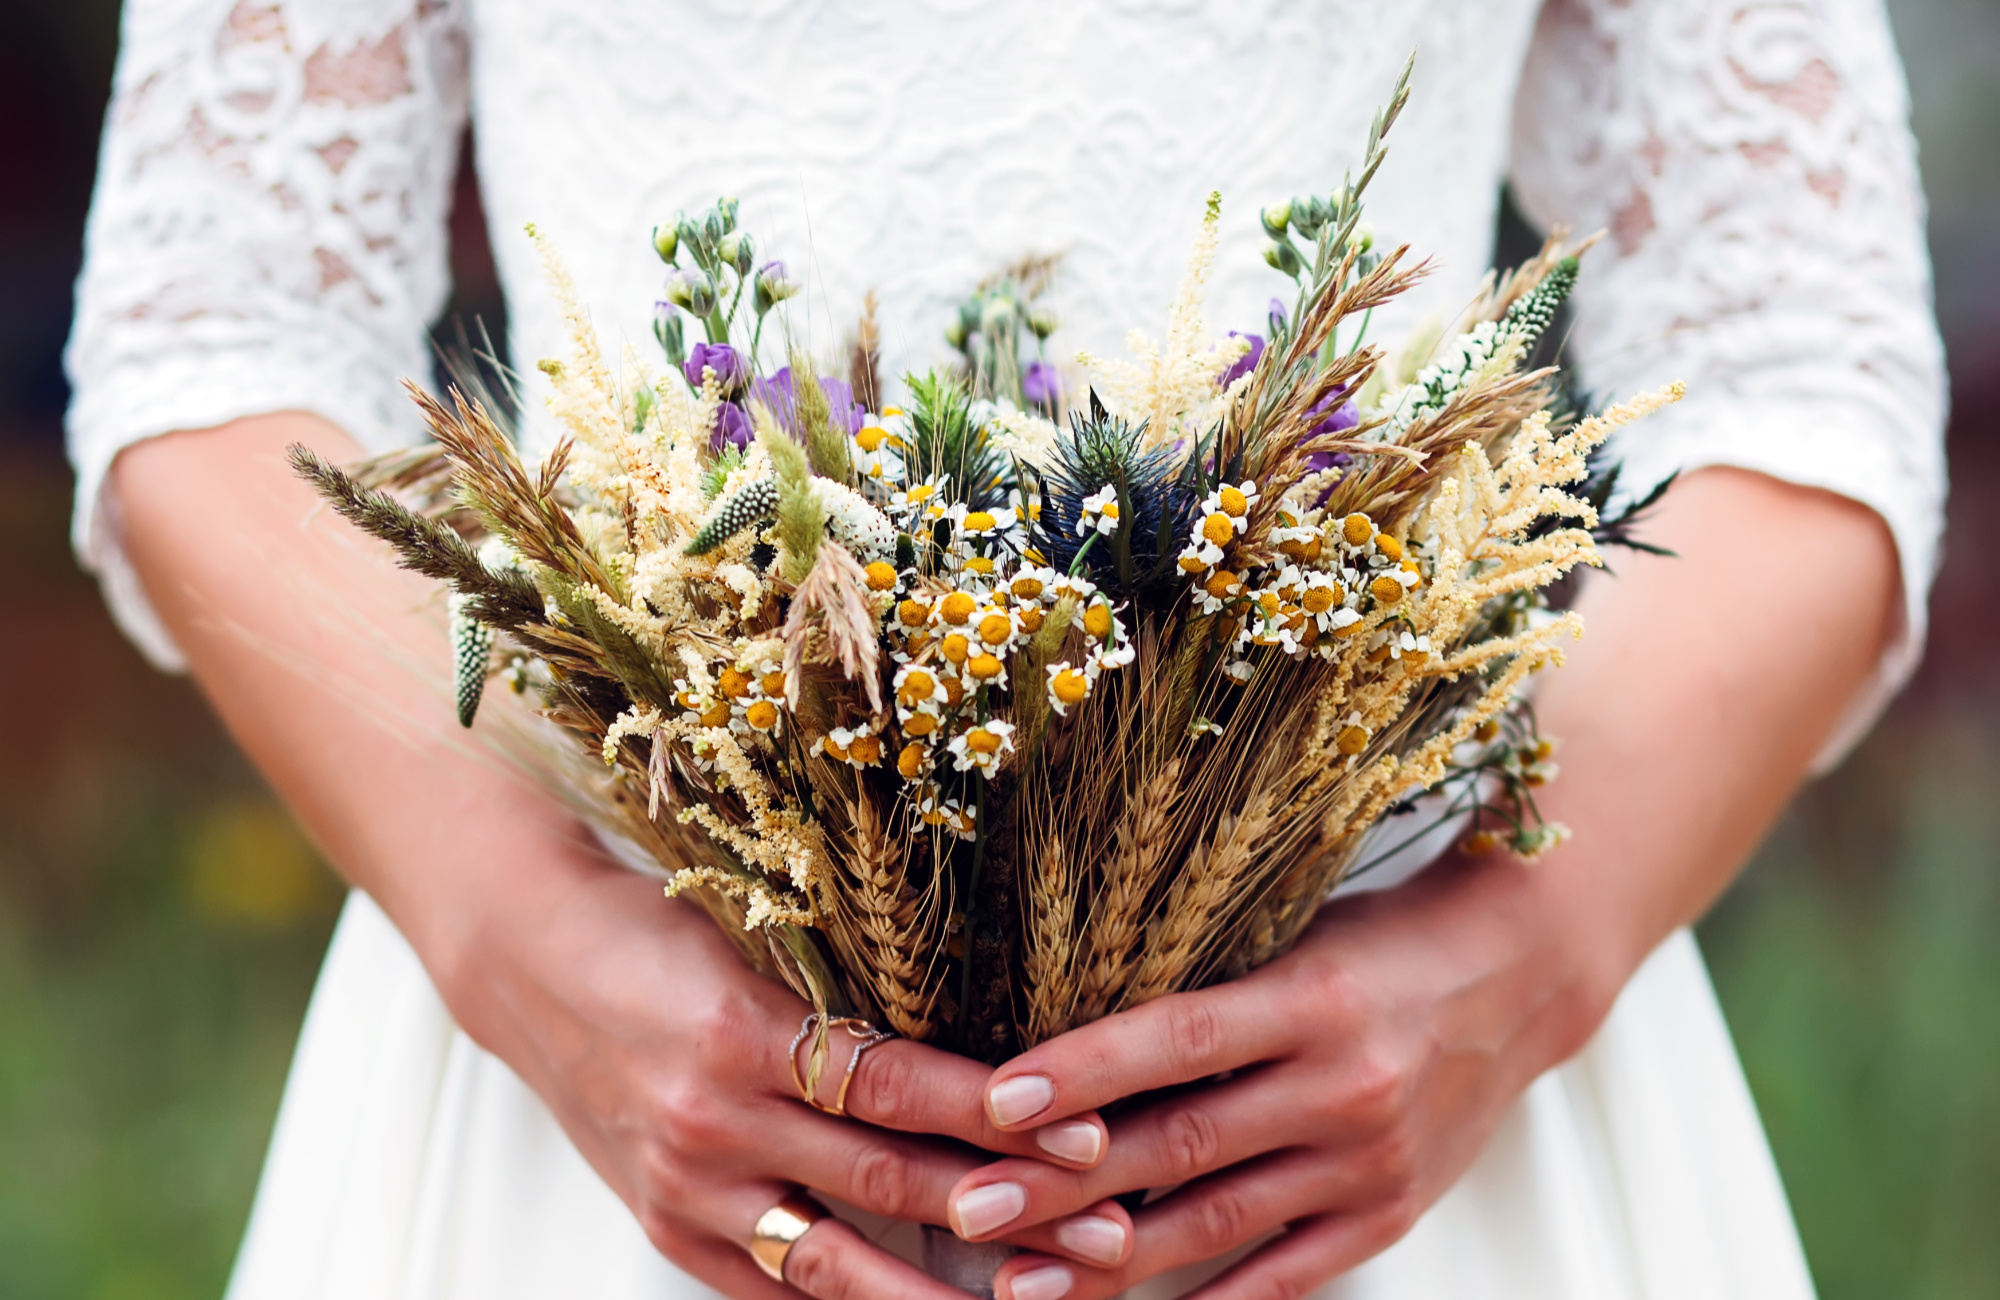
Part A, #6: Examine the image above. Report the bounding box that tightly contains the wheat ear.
[1119,791,1276,1009]
[1072,759,1181,1024]
[839,796,940,1040]
[1022,831,1075,1046]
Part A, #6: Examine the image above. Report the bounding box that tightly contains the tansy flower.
[1077,484,1121,537]
[948,719,1016,777]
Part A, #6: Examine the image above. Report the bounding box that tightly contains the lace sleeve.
[1510,0,1948,764]
[64,0,469,669]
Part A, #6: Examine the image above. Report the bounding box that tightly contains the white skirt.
[224,891,1817,1300]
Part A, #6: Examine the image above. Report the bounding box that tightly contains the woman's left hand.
[953,849,1623,1300]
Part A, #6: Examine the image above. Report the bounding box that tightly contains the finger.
[1182,1207,1418,1300]
[992,1146,1384,1300]
[814,1031,1110,1168]
[982,977,1301,1130]
[716,1181,964,1300]
[782,1213,968,1300]
[781,1104,981,1226]
[953,1060,1383,1229]
[995,1200,1136,1270]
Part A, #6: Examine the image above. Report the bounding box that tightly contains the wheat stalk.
[1022,829,1075,1046]
[828,794,942,1040]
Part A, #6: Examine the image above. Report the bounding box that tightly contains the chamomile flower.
[948,719,1016,777]
[1195,568,1244,615]
[1077,484,1121,537]
[813,722,883,767]
[888,476,951,523]
[852,420,892,480]
[1045,661,1092,715]
[916,787,977,840]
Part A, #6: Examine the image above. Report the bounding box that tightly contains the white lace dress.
[67,1,1946,1296]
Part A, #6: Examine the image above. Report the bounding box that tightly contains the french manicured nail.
[1035,1120,1102,1165]
[1054,1214,1127,1265]
[953,1181,1027,1238]
[1008,1263,1074,1300]
[988,1074,1056,1127]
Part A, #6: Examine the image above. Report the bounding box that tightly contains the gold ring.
[789,1013,895,1117]
[749,1192,827,1282]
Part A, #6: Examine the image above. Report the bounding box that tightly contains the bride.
[66,1,1943,1296]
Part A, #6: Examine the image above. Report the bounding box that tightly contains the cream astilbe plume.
[1077,193,1246,452]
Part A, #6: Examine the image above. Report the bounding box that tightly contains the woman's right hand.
[436,848,1130,1300]
[111,413,1128,1299]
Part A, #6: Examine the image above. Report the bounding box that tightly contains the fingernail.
[1008,1263,1074,1300]
[1054,1214,1127,1266]
[988,1074,1056,1127]
[1035,1120,1102,1165]
[953,1181,1027,1238]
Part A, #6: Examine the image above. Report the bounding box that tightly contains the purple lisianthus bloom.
[748,367,867,439]
[1220,331,1265,388]
[1268,297,1289,337]
[710,401,753,452]
[684,341,748,396]
[1303,386,1359,476]
[1021,360,1062,408]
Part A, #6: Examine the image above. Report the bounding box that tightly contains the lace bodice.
[68,0,1945,752]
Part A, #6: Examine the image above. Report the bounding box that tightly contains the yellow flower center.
[760,670,787,697]
[1258,592,1282,617]
[1179,554,1209,574]
[1202,513,1235,546]
[904,712,938,737]
[940,592,977,624]
[963,510,997,532]
[1342,513,1374,546]
[1369,575,1406,605]
[898,599,930,628]
[1336,724,1370,756]
[965,728,1003,755]
[1100,502,1120,520]
[941,633,971,664]
[968,653,1005,681]
[856,426,885,452]
[899,670,937,705]
[847,734,883,765]
[1083,604,1113,640]
[908,484,935,503]
[699,701,732,729]
[821,737,850,761]
[963,555,996,575]
[718,667,752,699]
[897,743,927,779]
[1218,486,1248,516]
[978,612,1014,646]
[1017,607,1045,633]
[1278,535,1322,563]
[1052,670,1089,706]
[864,561,899,591]
[941,677,966,707]
[745,700,779,731]
[1204,570,1240,600]
[1373,534,1403,562]
[1302,587,1337,614]
[1011,577,1045,601]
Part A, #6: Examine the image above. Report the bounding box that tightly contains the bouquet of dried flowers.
[293,69,1680,1069]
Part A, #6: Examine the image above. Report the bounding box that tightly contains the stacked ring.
[789,1013,894,1117]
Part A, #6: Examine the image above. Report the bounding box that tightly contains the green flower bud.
[652,224,679,264]
[1351,222,1376,253]
[716,231,754,276]
[1260,201,1292,239]
[752,260,798,315]
[944,318,968,350]
[716,196,739,233]
[1264,242,1305,278]
[653,302,686,364]
[1027,305,1059,340]
[667,269,716,317]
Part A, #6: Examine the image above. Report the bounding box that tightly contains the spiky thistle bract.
[1038,391,1211,606]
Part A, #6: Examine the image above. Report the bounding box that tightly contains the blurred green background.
[1,2,1996,1297]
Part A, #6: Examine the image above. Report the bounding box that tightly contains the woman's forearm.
[108,411,600,993]
[1527,465,1900,1022]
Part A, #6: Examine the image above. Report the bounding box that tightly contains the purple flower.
[1220,331,1265,388]
[1267,297,1289,337]
[748,367,866,439]
[684,342,747,396]
[1021,360,1062,408]
[1302,386,1359,477]
[710,402,753,452]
